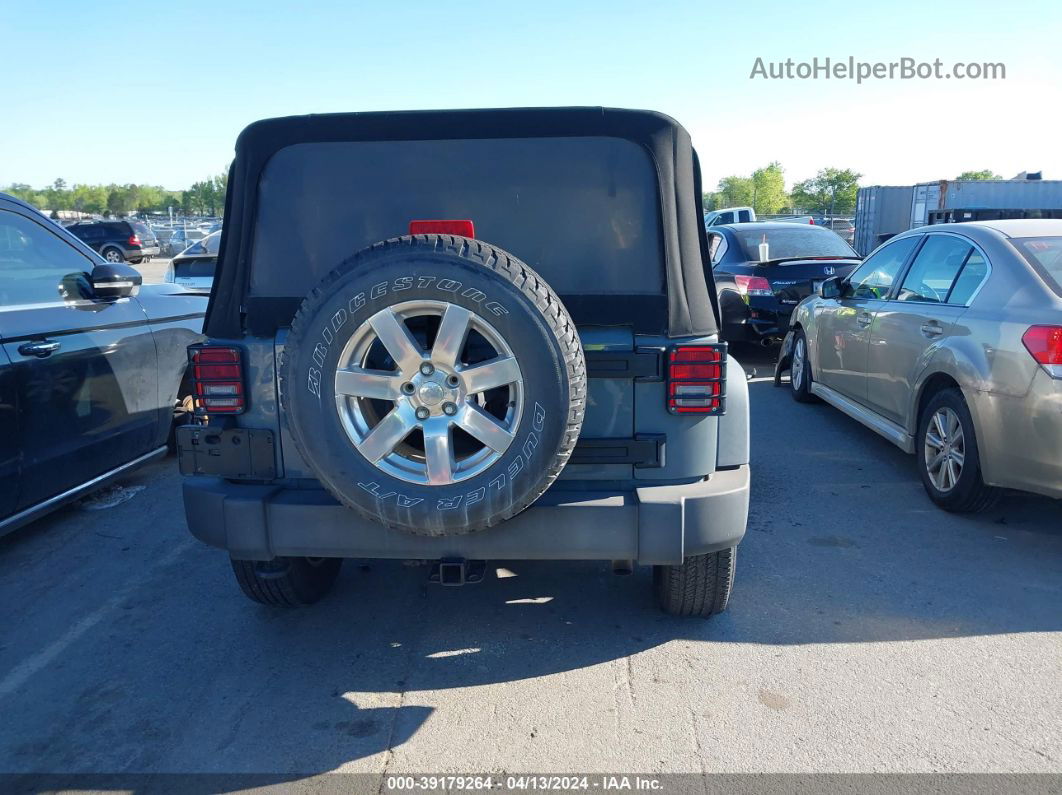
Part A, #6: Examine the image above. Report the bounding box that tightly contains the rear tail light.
[1022,325,1062,378]
[189,345,245,414]
[409,219,476,237]
[809,218,815,224]
[733,274,774,297]
[128,235,141,246]
[667,345,726,414]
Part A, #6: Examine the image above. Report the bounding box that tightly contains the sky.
[3,0,1061,192]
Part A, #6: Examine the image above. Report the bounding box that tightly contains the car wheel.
[789,329,817,403]
[102,247,124,263]
[653,548,736,618]
[916,388,1000,512]
[231,557,343,607]
[280,234,586,537]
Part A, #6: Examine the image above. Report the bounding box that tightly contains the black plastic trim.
[571,434,665,468]
[584,347,664,380]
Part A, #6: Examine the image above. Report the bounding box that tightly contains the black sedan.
[0,193,206,536]
[707,222,862,344]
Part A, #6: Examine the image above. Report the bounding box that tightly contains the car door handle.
[18,340,61,358]
[856,311,873,328]
[920,322,943,338]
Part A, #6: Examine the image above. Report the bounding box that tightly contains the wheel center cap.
[417,381,445,406]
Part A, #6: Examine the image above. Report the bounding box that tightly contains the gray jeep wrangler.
[178,107,750,617]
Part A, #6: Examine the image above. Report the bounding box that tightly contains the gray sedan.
[775,219,1062,510]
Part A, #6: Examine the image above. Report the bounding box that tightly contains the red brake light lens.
[1022,325,1062,377]
[189,345,245,414]
[128,235,141,246]
[667,345,726,414]
[734,274,773,297]
[409,220,475,237]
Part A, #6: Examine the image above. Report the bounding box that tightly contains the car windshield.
[1012,236,1062,297]
[734,227,858,261]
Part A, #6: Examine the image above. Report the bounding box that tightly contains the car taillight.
[667,345,726,414]
[733,274,774,297]
[189,345,245,414]
[409,219,475,237]
[1022,325,1062,378]
[128,235,141,246]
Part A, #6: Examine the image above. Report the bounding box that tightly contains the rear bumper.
[182,465,750,564]
[722,298,792,343]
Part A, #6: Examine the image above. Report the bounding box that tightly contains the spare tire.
[280,234,586,536]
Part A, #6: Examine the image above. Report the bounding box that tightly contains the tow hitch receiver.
[430,559,486,586]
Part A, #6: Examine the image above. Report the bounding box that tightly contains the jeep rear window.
[248,136,664,298]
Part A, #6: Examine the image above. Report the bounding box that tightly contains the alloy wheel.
[924,407,965,492]
[791,336,806,391]
[333,300,523,486]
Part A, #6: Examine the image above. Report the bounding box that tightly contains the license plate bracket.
[177,426,277,480]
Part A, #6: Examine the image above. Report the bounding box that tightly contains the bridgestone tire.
[231,557,343,607]
[280,234,586,536]
[653,548,736,618]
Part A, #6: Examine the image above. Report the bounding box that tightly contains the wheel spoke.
[356,407,415,462]
[933,411,948,442]
[457,403,515,452]
[925,431,945,451]
[423,422,454,485]
[431,304,472,369]
[927,450,947,473]
[950,449,965,467]
[335,368,403,400]
[946,410,960,439]
[946,457,959,488]
[369,308,424,372]
[461,356,521,394]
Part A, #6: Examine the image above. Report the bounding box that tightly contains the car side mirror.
[820,276,843,299]
[91,262,142,299]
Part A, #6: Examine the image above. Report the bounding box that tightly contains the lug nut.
[401,382,416,395]
[415,406,431,420]
[446,374,460,388]
[443,402,458,416]
[419,362,435,376]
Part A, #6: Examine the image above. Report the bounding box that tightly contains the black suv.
[177,108,751,617]
[66,220,160,264]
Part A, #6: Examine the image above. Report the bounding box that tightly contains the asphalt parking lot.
[0,346,1059,777]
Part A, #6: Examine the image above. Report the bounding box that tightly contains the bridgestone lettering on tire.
[280,234,586,536]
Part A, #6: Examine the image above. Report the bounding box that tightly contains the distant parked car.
[704,206,756,226]
[164,230,220,293]
[164,228,207,257]
[708,222,861,344]
[816,217,856,246]
[0,193,206,537]
[776,220,1062,510]
[65,220,160,264]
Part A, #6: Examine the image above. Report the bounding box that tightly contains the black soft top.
[206,107,719,338]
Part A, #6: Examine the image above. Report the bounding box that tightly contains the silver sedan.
[775,219,1062,510]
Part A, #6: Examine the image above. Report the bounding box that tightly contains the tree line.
[3,173,229,217]
[704,165,1003,217]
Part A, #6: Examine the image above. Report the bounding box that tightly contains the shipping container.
[943,179,1062,210]
[854,185,913,256]
[910,181,943,228]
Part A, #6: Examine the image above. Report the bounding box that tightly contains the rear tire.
[102,247,124,263]
[231,557,343,607]
[789,329,816,403]
[653,548,735,618]
[916,388,1000,512]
